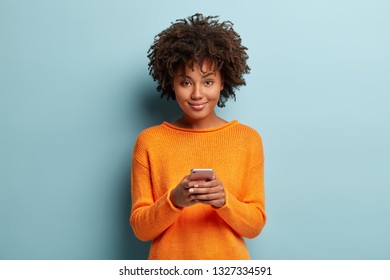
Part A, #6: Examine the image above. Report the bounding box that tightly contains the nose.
[191,84,202,100]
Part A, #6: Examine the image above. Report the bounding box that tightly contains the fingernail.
[189,188,194,193]
[194,184,199,188]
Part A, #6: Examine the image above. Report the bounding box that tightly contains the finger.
[186,179,204,188]
[182,179,194,189]
[187,180,207,188]
[191,192,225,201]
[188,185,224,194]
[200,199,225,208]
[197,179,221,188]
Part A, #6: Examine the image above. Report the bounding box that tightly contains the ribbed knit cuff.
[166,188,184,212]
[215,190,233,212]
[215,191,264,239]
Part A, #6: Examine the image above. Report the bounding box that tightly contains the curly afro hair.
[147,13,250,107]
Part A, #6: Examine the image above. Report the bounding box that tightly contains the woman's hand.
[188,177,226,208]
[170,176,197,208]
[170,174,226,208]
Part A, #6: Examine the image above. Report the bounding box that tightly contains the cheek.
[174,90,183,100]
[174,90,188,105]
[210,89,221,101]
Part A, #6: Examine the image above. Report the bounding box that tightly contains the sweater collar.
[162,120,238,133]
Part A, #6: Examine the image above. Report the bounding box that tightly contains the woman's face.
[172,60,224,128]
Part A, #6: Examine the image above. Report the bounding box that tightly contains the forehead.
[175,59,217,75]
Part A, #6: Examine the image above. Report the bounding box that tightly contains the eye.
[180,81,191,87]
[204,80,214,86]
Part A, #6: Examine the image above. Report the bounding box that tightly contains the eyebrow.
[180,72,217,80]
[202,72,216,78]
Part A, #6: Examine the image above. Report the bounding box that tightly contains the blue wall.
[1,0,389,259]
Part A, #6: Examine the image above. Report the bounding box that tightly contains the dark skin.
[170,174,226,208]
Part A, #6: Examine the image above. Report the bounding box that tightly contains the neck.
[174,114,227,130]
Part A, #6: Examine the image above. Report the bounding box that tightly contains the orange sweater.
[130,120,266,259]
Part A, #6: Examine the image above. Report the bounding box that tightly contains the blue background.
[1,0,389,259]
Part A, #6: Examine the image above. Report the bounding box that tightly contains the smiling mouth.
[188,102,208,111]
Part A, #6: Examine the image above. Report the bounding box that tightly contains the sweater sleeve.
[130,138,182,242]
[216,143,266,239]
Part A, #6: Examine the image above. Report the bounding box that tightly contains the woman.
[130,13,266,260]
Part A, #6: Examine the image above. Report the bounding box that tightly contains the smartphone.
[189,168,215,181]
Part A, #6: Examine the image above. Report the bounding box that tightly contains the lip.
[188,102,208,111]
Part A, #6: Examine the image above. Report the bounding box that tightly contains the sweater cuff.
[166,188,183,212]
[215,190,233,212]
